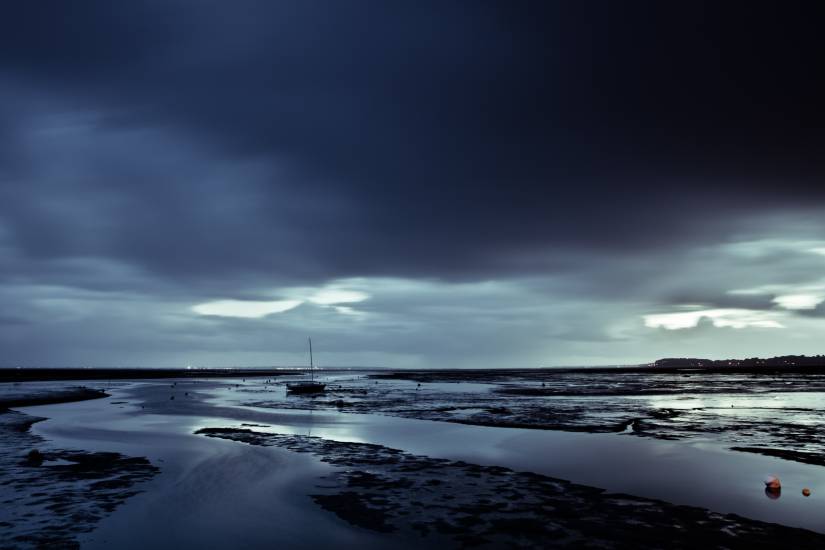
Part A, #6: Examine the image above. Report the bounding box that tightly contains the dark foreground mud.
[0,410,159,549]
[0,387,107,409]
[369,368,825,396]
[730,447,825,467]
[197,426,825,549]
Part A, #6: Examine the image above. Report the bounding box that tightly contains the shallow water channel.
[18,376,825,545]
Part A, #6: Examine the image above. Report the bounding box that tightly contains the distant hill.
[654,355,825,368]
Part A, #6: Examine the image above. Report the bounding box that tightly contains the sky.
[2,1,825,368]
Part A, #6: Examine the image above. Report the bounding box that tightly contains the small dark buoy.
[803,488,811,497]
[170,395,175,400]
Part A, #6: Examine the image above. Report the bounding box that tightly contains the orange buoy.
[764,475,781,489]
[802,488,811,497]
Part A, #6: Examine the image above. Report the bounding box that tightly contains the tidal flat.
[2,368,825,548]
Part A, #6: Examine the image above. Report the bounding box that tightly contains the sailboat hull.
[286,382,326,394]
[287,338,325,394]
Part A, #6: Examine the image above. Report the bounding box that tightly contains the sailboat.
[286,338,326,394]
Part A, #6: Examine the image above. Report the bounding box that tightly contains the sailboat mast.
[308,337,314,382]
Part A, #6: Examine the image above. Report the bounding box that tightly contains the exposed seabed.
[3,369,825,548]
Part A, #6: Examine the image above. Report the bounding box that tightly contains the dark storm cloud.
[2,1,825,287]
[3,2,825,366]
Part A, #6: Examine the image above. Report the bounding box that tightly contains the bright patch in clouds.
[332,305,363,316]
[730,283,825,311]
[644,308,785,330]
[772,294,825,310]
[192,299,302,318]
[308,289,368,305]
[192,281,371,319]
[723,239,825,259]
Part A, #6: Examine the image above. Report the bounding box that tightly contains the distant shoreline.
[0,367,304,383]
[4,363,825,382]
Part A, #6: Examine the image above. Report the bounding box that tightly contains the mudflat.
[3,368,825,548]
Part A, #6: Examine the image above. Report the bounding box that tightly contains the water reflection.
[765,487,782,500]
[19,377,825,536]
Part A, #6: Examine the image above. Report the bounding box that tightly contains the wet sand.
[3,370,825,548]
[198,426,825,548]
[0,409,158,549]
[273,369,825,468]
[0,387,107,409]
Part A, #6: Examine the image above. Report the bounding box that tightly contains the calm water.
[15,375,825,543]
